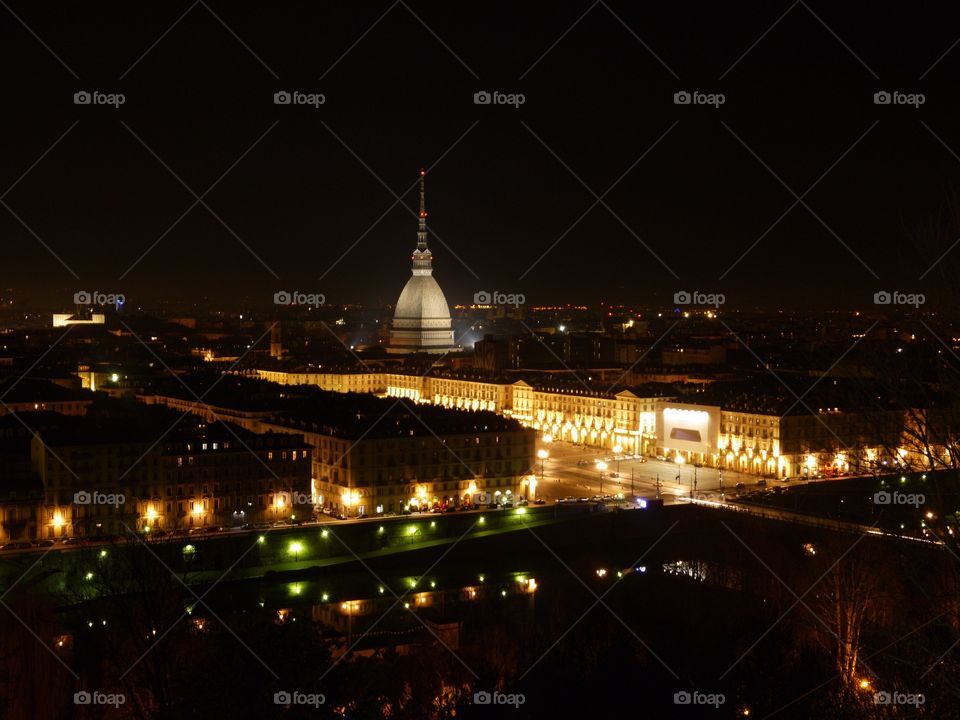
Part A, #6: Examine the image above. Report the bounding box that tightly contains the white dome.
[393,275,452,326]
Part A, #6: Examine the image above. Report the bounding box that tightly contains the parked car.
[33,539,55,548]
[60,537,81,545]
[734,482,746,490]
[534,498,546,505]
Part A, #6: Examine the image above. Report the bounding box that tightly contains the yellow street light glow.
[596,461,608,471]
[537,449,549,460]
[543,434,552,443]
[52,512,64,528]
[288,541,303,555]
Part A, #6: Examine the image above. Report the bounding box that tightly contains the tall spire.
[411,168,433,275]
[417,168,428,251]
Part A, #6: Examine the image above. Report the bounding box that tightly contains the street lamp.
[537,449,549,483]
[596,460,607,494]
[674,454,685,485]
[613,444,623,475]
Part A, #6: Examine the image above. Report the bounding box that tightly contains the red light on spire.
[420,168,426,176]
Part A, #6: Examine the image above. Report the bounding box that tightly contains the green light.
[404,602,410,609]
[478,574,485,583]
[501,590,507,597]
[288,541,304,555]
[430,521,436,528]
[407,525,418,536]
[409,578,417,588]
[99,550,108,558]
[430,580,436,588]
[289,583,302,596]
[257,535,266,544]
[478,516,485,525]
[322,593,329,601]
[182,544,195,557]
[378,586,385,594]
[516,507,527,515]
[321,529,329,538]
[378,526,385,534]
[85,572,94,580]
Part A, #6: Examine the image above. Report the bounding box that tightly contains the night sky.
[2,1,960,311]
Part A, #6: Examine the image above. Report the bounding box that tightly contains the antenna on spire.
[419,168,427,218]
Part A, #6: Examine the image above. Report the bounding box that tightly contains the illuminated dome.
[387,170,458,355]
